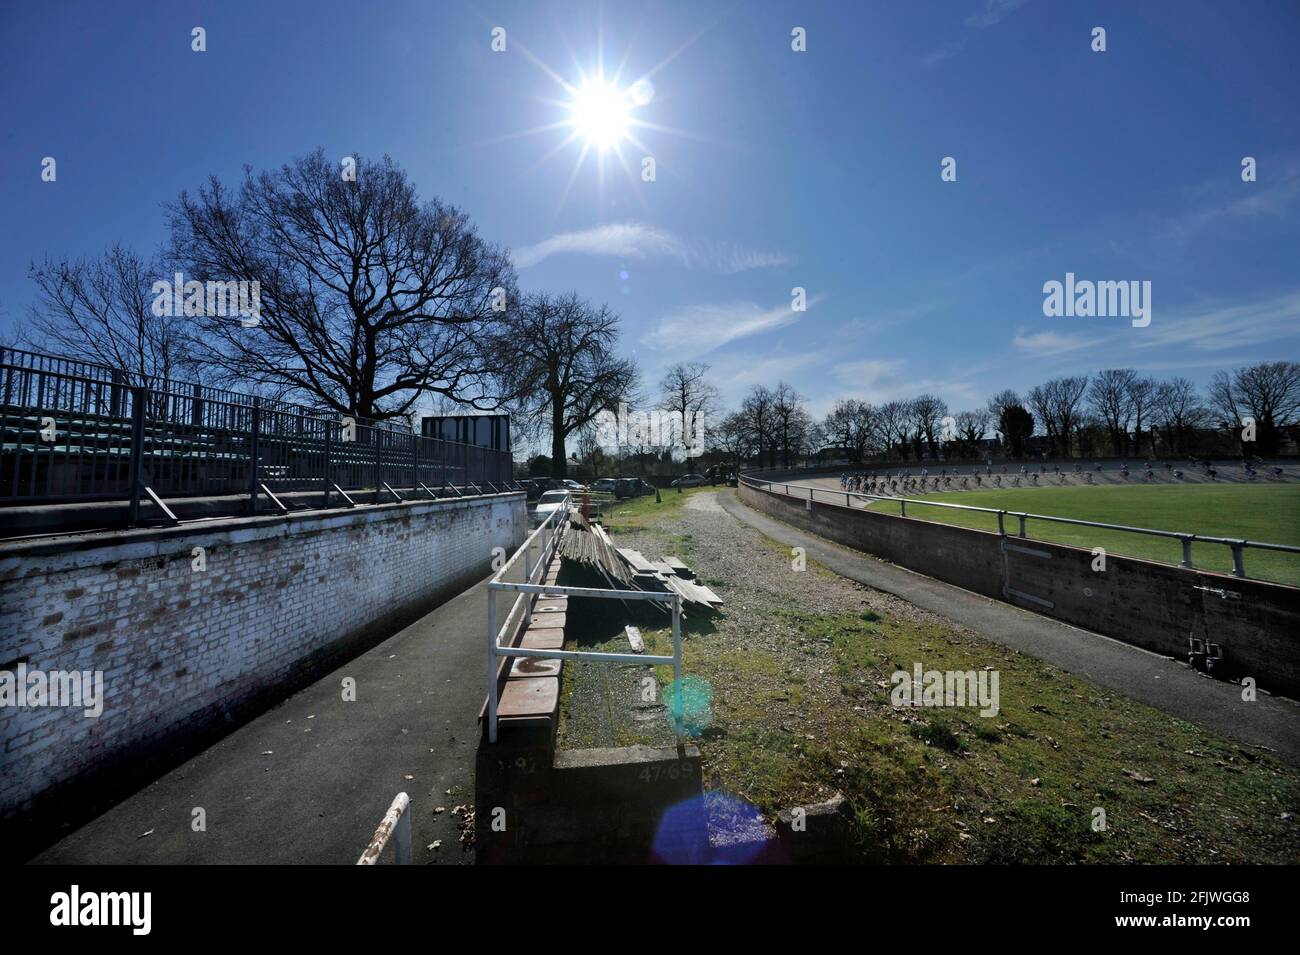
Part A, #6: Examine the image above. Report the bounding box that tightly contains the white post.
[487,587,499,743]
[356,791,411,865]
[671,594,683,738]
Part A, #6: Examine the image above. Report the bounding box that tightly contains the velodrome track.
[784,457,1297,496]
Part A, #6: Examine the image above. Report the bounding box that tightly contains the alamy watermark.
[0,663,103,717]
[150,272,261,327]
[594,401,706,452]
[1042,272,1151,328]
[890,662,999,717]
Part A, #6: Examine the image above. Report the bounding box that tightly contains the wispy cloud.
[1012,329,1095,357]
[643,297,818,354]
[1011,288,1300,365]
[512,223,791,273]
[924,0,1032,66]
[965,0,1031,28]
[1159,164,1300,243]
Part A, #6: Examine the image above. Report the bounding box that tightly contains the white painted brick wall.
[0,493,526,819]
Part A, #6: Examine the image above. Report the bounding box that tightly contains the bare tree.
[740,385,776,468]
[1128,374,1156,457]
[822,398,878,463]
[911,393,949,459]
[1210,362,1300,456]
[1027,384,1056,456]
[712,409,758,467]
[955,408,993,457]
[658,361,719,466]
[1151,377,1207,456]
[26,244,195,385]
[493,291,637,478]
[1038,375,1089,458]
[876,400,911,461]
[167,149,514,420]
[770,382,811,468]
[1087,369,1137,457]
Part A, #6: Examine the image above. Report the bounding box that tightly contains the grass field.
[862,484,1300,585]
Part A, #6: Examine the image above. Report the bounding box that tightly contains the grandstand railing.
[1,354,514,519]
[741,474,1300,581]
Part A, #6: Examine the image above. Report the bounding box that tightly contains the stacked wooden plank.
[552,514,721,611]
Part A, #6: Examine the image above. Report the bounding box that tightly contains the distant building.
[420,413,511,453]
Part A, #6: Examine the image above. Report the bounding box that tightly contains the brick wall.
[0,493,526,829]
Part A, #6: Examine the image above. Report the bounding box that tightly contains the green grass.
[866,483,1300,584]
[599,484,713,535]
[645,606,1300,864]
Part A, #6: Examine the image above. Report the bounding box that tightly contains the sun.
[565,75,641,151]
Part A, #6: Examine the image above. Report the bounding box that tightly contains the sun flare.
[566,76,637,150]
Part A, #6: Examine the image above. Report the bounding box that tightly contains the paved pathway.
[718,490,1300,765]
[32,573,504,864]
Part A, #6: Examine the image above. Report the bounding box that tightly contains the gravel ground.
[557,489,959,755]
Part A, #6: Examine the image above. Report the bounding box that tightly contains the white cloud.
[512,223,791,273]
[1161,164,1300,243]
[965,0,1030,28]
[1012,329,1095,357]
[643,297,817,354]
[925,0,1032,65]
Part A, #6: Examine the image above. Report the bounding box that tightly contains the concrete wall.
[739,482,1300,698]
[0,492,526,828]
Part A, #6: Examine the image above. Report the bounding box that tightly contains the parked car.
[671,473,707,488]
[533,489,572,526]
[590,477,618,493]
[560,479,585,491]
[613,477,654,499]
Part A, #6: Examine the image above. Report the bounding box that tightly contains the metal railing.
[741,474,1300,580]
[486,493,683,744]
[1,358,514,514]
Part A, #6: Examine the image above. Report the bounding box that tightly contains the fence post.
[110,367,125,418]
[191,382,203,428]
[412,434,419,491]
[487,587,499,744]
[375,426,382,503]
[1179,535,1194,569]
[1230,543,1245,578]
[671,594,683,737]
[323,423,332,507]
[249,397,261,514]
[127,385,146,527]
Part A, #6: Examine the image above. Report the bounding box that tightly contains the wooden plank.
[617,548,654,572]
[662,555,693,578]
[650,560,677,576]
[625,625,645,654]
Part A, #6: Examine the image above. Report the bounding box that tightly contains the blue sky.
[2,0,1298,426]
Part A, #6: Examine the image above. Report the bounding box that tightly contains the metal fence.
[741,473,1300,581]
[1,351,514,516]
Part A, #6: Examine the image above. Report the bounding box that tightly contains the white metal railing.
[356,791,411,865]
[486,493,683,744]
[741,474,1300,580]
